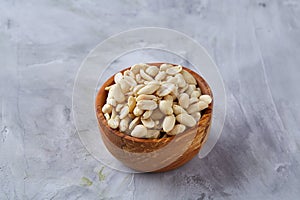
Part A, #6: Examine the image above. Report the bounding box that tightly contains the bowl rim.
[95,63,213,143]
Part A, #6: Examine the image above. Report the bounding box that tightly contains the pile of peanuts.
[101,63,212,139]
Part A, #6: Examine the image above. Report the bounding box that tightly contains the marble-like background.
[1,0,300,199]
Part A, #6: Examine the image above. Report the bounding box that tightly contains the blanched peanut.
[163,115,176,132]
[142,110,153,119]
[137,83,160,95]
[189,97,199,105]
[131,125,147,138]
[140,69,154,81]
[109,84,125,103]
[124,76,137,87]
[104,113,110,120]
[102,104,112,114]
[155,71,167,81]
[105,84,115,91]
[185,84,196,96]
[118,79,131,93]
[111,109,117,119]
[181,69,197,85]
[191,91,201,98]
[168,124,186,135]
[123,69,130,76]
[114,72,123,84]
[176,113,196,127]
[120,117,130,132]
[137,100,158,110]
[136,94,157,101]
[107,98,117,107]
[116,104,124,112]
[124,69,136,79]
[198,101,209,111]
[164,95,173,103]
[160,63,173,71]
[178,83,189,94]
[128,96,136,113]
[199,95,212,104]
[129,117,140,130]
[133,107,144,116]
[196,87,201,93]
[146,130,160,138]
[191,112,201,122]
[146,66,159,77]
[166,76,178,84]
[156,83,175,97]
[108,116,120,129]
[119,106,129,119]
[171,86,179,98]
[187,102,201,114]
[133,84,144,94]
[166,65,182,75]
[135,74,144,84]
[187,101,208,114]
[141,118,155,128]
[131,63,148,74]
[173,105,187,115]
[175,73,186,88]
[159,100,173,115]
[178,93,189,109]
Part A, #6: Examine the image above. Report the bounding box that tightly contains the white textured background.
[1,0,300,199]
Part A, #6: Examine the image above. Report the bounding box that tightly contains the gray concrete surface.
[1,0,300,199]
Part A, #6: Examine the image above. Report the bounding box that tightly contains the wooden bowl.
[95,63,213,172]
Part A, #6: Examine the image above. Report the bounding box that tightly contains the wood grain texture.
[96,64,213,172]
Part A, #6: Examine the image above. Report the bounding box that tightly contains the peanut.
[167,124,186,135]
[141,118,155,128]
[181,70,197,85]
[137,83,160,95]
[102,104,112,114]
[159,100,173,115]
[131,124,147,138]
[163,114,176,132]
[119,106,129,119]
[146,66,159,77]
[137,100,158,110]
[178,93,189,109]
[176,113,196,127]
[199,95,212,104]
